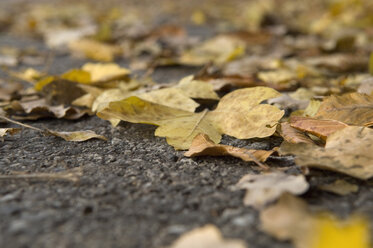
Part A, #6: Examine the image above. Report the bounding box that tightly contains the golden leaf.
[61,69,91,84]
[81,63,130,83]
[310,215,370,248]
[212,87,284,139]
[98,87,283,149]
[68,39,121,62]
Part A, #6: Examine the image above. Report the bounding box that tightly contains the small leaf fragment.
[69,39,121,62]
[46,129,107,142]
[318,179,359,196]
[0,128,21,139]
[235,172,309,209]
[168,225,247,248]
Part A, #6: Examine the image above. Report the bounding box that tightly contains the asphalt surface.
[1,34,373,248]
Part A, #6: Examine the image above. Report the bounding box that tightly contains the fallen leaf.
[279,126,373,179]
[7,98,90,120]
[40,79,87,105]
[138,88,199,112]
[318,179,359,196]
[289,116,348,141]
[47,130,107,142]
[61,69,92,84]
[357,77,373,95]
[91,76,217,114]
[11,68,45,83]
[178,35,245,66]
[260,194,371,248]
[277,122,315,144]
[33,63,131,91]
[0,128,21,139]
[258,69,298,86]
[81,63,130,83]
[0,168,83,182]
[98,97,220,149]
[184,133,274,162]
[235,172,309,209]
[98,87,284,149]
[137,76,219,112]
[310,215,370,248]
[260,193,315,247]
[303,100,321,117]
[314,92,373,126]
[0,80,24,101]
[175,75,219,100]
[305,54,368,73]
[268,93,309,111]
[68,39,121,62]
[212,87,284,139]
[168,225,247,248]
[45,26,96,48]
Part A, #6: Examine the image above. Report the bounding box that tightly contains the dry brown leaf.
[235,172,309,209]
[98,87,284,150]
[314,92,373,126]
[289,116,348,141]
[279,126,373,179]
[40,79,87,105]
[277,122,314,144]
[47,130,107,142]
[185,133,274,162]
[7,98,90,120]
[318,179,359,196]
[168,225,247,248]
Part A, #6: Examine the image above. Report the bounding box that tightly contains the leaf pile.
[1,0,373,247]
